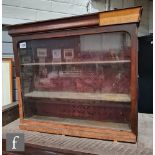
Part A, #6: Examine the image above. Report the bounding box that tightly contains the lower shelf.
[27,115,131,131]
[25,91,131,102]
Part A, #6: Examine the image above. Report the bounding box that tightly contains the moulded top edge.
[8,6,142,36]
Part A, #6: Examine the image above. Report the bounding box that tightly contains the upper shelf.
[21,60,131,66]
[25,91,131,102]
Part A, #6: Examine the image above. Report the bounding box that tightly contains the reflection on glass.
[20,32,131,95]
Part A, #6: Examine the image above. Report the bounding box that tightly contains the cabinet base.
[20,118,136,143]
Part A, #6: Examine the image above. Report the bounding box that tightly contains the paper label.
[52,49,61,62]
[22,56,31,63]
[64,49,74,60]
[37,48,47,57]
[52,49,61,59]
[20,42,26,49]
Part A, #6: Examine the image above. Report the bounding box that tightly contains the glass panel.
[18,32,131,130]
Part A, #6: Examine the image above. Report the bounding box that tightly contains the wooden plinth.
[20,116,136,143]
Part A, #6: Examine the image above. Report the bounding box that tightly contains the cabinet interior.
[19,32,131,131]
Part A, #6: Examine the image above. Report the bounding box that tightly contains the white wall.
[2,0,89,54]
[2,30,13,55]
[2,0,89,25]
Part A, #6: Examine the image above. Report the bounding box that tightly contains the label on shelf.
[22,56,31,63]
[64,49,74,61]
[19,42,26,49]
[37,48,47,57]
[52,49,61,62]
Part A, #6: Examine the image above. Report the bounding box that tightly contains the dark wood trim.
[12,38,24,120]
[2,102,18,112]
[9,14,99,36]
[16,77,24,120]
[12,39,20,77]
[2,102,19,126]
[13,24,135,42]
[130,28,138,136]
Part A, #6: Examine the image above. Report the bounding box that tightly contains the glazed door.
[18,31,132,131]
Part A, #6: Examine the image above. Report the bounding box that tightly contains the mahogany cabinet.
[9,6,142,143]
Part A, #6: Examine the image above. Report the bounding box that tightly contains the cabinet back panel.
[25,97,130,123]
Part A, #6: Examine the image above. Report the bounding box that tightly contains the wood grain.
[16,77,24,120]
[28,115,131,131]
[9,14,99,36]
[99,7,142,26]
[130,31,138,136]
[20,119,136,143]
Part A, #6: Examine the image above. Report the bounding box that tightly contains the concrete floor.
[3,113,153,155]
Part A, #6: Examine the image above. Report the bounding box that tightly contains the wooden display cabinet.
[9,6,142,143]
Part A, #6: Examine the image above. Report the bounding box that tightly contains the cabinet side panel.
[130,27,138,136]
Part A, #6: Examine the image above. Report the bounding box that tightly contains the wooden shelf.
[21,60,131,66]
[27,115,131,131]
[25,91,131,102]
